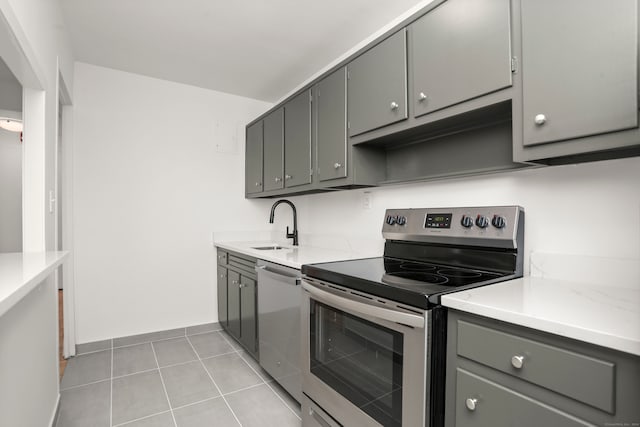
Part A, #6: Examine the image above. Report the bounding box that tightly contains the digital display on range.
[425,213,452,229]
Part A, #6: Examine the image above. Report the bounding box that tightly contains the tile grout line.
[110,342,114,427]
[76,328,224,355]
[185,335,244,427]
[61,345,238,392]
[235,350,302,420]
[217,330,301,421]
[60,377,111,392]
[150,341,179,427]
[112,410,173,427]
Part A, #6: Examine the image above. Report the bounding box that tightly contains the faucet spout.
[269,199,298,246]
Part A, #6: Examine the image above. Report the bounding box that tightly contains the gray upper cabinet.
[284,90,312,188]
[245,121,263,195]
[263,108,284,191]
[411,0,512,117]
[348,29,408,136]
[521,0,638,147]
[316,68,348,182]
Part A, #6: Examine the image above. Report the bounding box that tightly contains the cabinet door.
[455,369,591,427]
[317,68,348,182]
[284,90,312,188]
[348,29,408,136]
[217,267,228,327]
[263,108,284,191]
[521,0,638,146]
[227,270,241,339]
[411,0,512,117]
[240,276,257,353]
[245,121,264,194]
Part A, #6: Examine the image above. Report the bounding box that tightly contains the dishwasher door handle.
[255,265,301,286]
[302,281,425,328]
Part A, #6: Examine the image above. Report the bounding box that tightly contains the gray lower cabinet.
[227,270,241,338]
[245,121,263,195]
[515,0,639,161]
[217,267,228,328]
[216,249,258,357]
[410,0,512,117]
[446,310,640,427]
[284,90,312,188]
[263,108,284,192]
[348,29,408,137]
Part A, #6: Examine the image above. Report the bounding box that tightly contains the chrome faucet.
[269,199,298,246]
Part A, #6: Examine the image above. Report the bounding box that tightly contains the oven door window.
[310,300,404,427]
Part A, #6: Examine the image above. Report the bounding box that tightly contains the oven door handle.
[302,281,425,329]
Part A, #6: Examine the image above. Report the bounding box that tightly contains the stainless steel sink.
[252,245,286,250]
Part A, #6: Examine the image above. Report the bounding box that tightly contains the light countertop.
[0,251,68,317]
[214,240,380,269]
[442,276,640,356]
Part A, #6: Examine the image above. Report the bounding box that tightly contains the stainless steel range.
[300,206,524,427]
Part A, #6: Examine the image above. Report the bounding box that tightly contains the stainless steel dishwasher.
[256,260,302,403]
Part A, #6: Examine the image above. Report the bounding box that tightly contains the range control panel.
[382,206,523,248]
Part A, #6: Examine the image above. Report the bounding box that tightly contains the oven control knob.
[460,215,473,228]
[386,215,397,225]
[475,215,489,229]
[492,215,506,229]
[396,216,407,226]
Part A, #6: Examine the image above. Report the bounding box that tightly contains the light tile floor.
[56,326,301,427]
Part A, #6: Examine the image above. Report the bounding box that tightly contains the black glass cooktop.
[302,257,512,309]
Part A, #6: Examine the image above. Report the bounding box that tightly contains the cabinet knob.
[465,398,478,411]
[231,280,238,285]
[534,114,546,125]
[238,283,244,288]
[511,355,525,369]
[255,182,261,187]
[418,92,427,102]
[390,101,399,111]
[274,177,282,182]
[220,274,226,278]
[333,162,342,169]
[285,174,292,180]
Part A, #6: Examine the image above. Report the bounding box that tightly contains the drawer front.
[457,320,615,413]
[455,369,593,427]
[228,254,257,277]
[216,250,228,266]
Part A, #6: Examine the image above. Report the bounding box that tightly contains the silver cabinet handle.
[333,162,342,169]
[255,182,261,187]
[418,92,427,102]
[390,101,399,110]
[231,279,239,285]
[284,174,292,180]
[465,398,478,411]
[534,114,546,125]
[217,255,224,259]
[219,274,226,278]
[274,177,282,182]
[511,355,525,369]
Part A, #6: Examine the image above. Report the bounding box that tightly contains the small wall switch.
[362,192,372,210]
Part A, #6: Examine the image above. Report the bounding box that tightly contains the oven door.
[301,278,430,427]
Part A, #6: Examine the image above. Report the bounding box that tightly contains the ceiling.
[59,0,429,102]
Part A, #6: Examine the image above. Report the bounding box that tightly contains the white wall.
[72,62,273,343]
[1,0,75,252]
[293,156,640,274]
[0,127,22,252]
